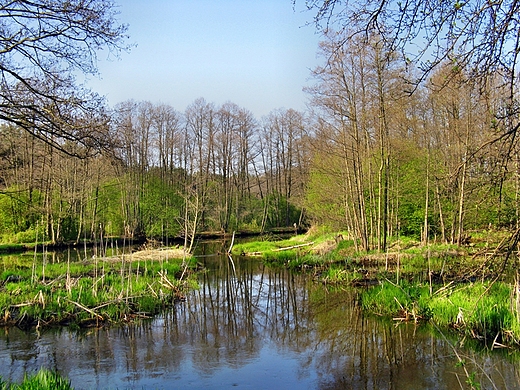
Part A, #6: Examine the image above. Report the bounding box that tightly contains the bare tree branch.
[0,0,130,156]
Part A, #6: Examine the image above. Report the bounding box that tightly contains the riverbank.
[232,228,520,349]
[4,253,517,390]
[0,247,196,329]
[0,227,301,255]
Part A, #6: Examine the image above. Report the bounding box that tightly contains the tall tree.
[305,0,520,154]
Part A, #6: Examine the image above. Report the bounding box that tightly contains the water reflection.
[0,253,519,389]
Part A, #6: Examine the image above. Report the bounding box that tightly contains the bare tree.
[305,0,519,88]
[305,0,520,160]
[0,0,129,156]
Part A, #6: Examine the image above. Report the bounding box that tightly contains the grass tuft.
[0,369,73,390]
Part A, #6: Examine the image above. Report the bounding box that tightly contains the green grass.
[320,265,351,284]
[233,231,354,269]
[429,282,517,342]
[361,280,433,321]
[232,234,310,255]
[361,280,520,345]
[0,249,197,328]
[0,369,72,390]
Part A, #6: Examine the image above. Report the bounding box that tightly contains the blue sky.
[87,1,322,118]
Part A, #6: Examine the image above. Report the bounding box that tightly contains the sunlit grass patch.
[262,249,299,265]
[361,279,520,346]
[361,280,432,321]
[0,369,73,390]
[321,266,350,284]
[429,282,518,343]
[232,234,315,258]
[232,241,278,255]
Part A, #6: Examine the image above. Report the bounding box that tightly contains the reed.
[361,280,432,321]
[429,281,518,344]
[320,266,350,284]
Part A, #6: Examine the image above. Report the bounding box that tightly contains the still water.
[0,246,519,389]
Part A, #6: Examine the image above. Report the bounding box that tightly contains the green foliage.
[12,226,45,245]
[398,204,424,238]
[0,190,40,232]
[94,178,125,237]
[361,281,432,320]
[139,174,184,238]
[0,369,73,390]
[304,165,346,230]
[0,189,44,243]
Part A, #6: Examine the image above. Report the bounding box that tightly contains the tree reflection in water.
[0,253,519,389]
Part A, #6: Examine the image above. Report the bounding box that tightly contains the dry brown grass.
[90,247,188,264]
[128,248,187,261]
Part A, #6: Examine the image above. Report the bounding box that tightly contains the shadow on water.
[0,240,519,389]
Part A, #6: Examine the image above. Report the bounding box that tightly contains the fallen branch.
[273,242,314,251]
[242,242,315,256]
[158,270,178,290]
[66,299,103,320]
[228,231,236,254]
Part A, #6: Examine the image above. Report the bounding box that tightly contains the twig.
[66,299,103,320]
[433,281,455,296]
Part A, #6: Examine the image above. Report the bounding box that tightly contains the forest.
[0,0,519,254]
[0,40,516,253]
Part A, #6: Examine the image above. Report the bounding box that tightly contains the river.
[0,244,519,389]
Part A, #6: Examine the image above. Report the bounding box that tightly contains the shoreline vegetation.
[1,227,520,389]
[0,227,299,255]
[232,227,520,349]
[1,226,520,348]
[0,369,72,390]
[0,246,197,329]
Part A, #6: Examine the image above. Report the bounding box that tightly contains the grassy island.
[0,247,197,329]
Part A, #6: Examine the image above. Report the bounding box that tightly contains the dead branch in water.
[243,241,315,256]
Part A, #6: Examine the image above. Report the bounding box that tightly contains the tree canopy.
[0,0,129,156]
[305,0,520,90]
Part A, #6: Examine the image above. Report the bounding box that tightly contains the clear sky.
[86,0,322,119]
